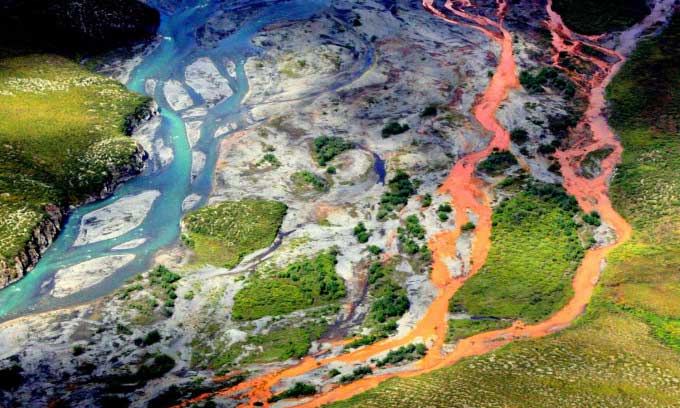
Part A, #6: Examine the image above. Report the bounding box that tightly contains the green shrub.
[519,67,575,98]
[339,366,373,384]
[142,330,162,346]
[137,354,175,380]
[461,222,476,232]
[510,128,529,144]
[477,150,518,175]
[375,343,427,367]
[268,382,317,403]
[421,104,438,117]
[381,122,410,138]
[421,193,432,207]
[354,222,370,243]
[380,171,416,218]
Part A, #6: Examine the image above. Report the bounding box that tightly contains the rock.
[185,57,233,105]
[51,254,135,298]
[163,80,194,111]
[74,190,161,247]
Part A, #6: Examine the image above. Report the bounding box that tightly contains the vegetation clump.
[477,150,518,176]
[449,181,585,322]
[182,199,287,268]
[339,366,372,384]
[447,319,512,342]
[510,128,529,145]
[519,67,576,98]
[291,170,328,192]
[381,122,410,138]
[354,222,370,243]
[379,170,416,220]
[232,251,346,320]
[375,343,427,367]
[347,260,411,349]
[268,382,317,403]
[313,136,353,166]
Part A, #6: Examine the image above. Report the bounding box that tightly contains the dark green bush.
[268,382,317,402]
[510,128,529,144]
[313,136,353,166]
[381,122,410,138]
[477,150,518,175]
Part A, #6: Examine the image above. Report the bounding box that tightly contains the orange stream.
[175,0,640,406]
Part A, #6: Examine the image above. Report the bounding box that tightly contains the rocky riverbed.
[0,0,592,406]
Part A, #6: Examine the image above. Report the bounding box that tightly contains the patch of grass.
[182,199,287,268]
[552,0,650,35]
[447,319,513,342]
[0,54,150,269]
[329,312,680,407]
[449,182,585,322]
[313,135,353,166]
[601,14,680,323]
[232,251,346,320]
[240,322,327,364]
[291,170,328,192]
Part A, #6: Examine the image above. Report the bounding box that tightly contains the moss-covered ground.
[327,14,680,407]
[182,199,287,268]
[0,54,150,269]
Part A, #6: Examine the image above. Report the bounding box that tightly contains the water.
[0,0,361,321]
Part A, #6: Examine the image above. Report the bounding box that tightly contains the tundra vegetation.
[0,54,150,273]
[450,179,586,323]
[181,199,287,268]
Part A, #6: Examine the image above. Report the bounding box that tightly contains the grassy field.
[232,250,346,320]
[552,0,650,35]
[602,12,680,333]
[0,54,150,270]
[182,199,287,268]
[449,181,586,323]
[326,14,680,408]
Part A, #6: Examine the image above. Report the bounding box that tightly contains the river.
[0,0,340,321]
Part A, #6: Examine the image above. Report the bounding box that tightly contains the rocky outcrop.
[0,103,157,289]
[0,205,63,288]
[0,0,160,55]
